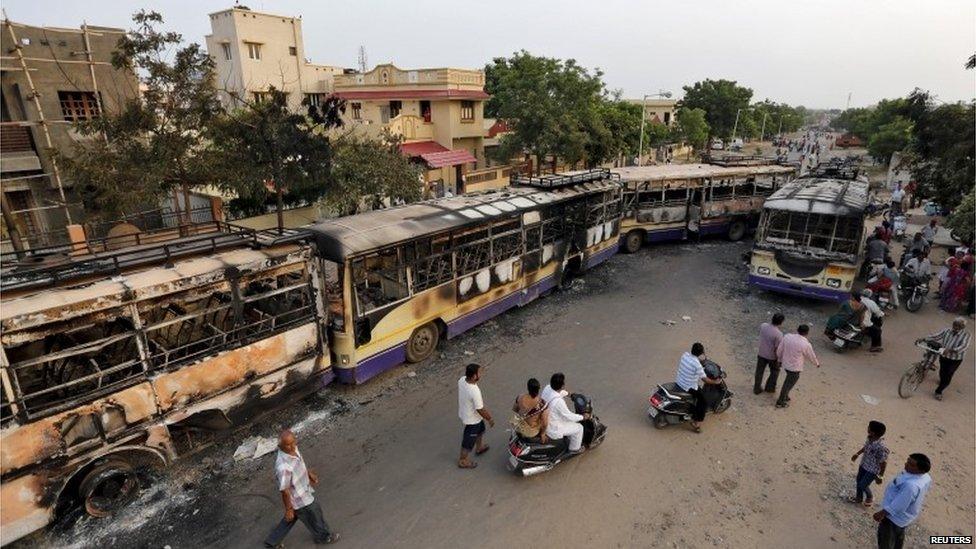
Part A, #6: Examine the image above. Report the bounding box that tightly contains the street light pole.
[760,112,769,142]
[637,91,672,166]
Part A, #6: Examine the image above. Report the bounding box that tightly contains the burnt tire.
[727,220,747,242]
[652,413,669,429]
[405,322,439,363]
[79,459,140,518]
[622,230,644,254]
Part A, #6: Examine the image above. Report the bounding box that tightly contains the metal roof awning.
[421,149,477,168]
[400,141,449,156]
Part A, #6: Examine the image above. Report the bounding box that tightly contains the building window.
[305,93,325,107]
[288,46,297,56]
[664,111,671,125]
[58,91,100,121]
[246,42,262,60]
[420,100,431,123]
[351,102,362,120]
[460,100,475,122]
[389,100,402,119]
[252,91,270,104]
[5,190,38,235]
[221,43,232,60]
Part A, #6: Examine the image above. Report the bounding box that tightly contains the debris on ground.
[232,436,278,461]
[860,394,879,405]
[661,320,677,326]
[681,315,692,322]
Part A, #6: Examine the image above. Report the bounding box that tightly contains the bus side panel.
[0,382,158,477]
[585,237,620,269]
[152,323,322,413]
[0,474,51,546]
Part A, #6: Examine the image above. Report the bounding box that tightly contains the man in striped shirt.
[922,317,972,401]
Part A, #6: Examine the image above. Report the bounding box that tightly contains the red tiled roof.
[400,141,449,156]
[421,149,477,168]
[487,119,511,138]
[333,89,489,100]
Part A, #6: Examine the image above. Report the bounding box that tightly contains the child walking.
[849,420,889,507]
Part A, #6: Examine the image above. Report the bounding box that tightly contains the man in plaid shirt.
[264,429,339,547]
[921,317,972,401]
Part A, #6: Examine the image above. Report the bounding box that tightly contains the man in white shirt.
[675,342,724,432]
[903,250,932,281]
[860,289,885,352]
[457,363,493,469]
[540,372,567,407]
[890,184,905,214]
[543,373,588,453]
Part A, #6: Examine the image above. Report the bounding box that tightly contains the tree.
[59,11,226,221]
[866,116,912,164]
[674,107,709,150]
[485,51,605,173]
[322,134,423,216]
[680,79,753,139]
[584,99,641,167]
[900,90,975,212]
[210,87,345,232]
[945,189,975,246]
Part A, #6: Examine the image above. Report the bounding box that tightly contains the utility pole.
[637,91,672,166]
[846,92,852,111]
[759,112,769,142]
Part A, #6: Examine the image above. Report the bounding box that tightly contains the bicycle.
[898,340,943,398]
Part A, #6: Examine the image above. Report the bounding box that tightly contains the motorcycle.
[647,360,733,429]
[900,275,930,313]
[829,323,864,352]
[507,393,607,477]
[891,214,907,241]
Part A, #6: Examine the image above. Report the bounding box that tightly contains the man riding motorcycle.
[675,342,724,433]
[542,373,589,455]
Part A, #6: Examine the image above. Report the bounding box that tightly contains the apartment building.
[0,18,139,249]
[333,63,488,195]
[205,7,347,112]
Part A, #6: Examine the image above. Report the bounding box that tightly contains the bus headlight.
[757,266,771,275]
[826,278,841,288]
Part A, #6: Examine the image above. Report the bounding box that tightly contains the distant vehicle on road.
[613,163,796,253]
[710,139,724,150]
[748,161,871,301]
[835,133,863,148]
[729,138,744,151]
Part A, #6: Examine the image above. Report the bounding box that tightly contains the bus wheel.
[79,459,140,518]
[727,220,747,242]
[622,230,644,254]
[406,322,439,363]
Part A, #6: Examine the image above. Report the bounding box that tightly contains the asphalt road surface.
[30,236,975,549]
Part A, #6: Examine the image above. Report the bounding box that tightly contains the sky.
[4,0,974,108]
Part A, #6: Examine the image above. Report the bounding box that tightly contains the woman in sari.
[940,261,973,312]
[511,378,548,441]
[826,291,865,337]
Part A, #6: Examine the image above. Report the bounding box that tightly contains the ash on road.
[29,239,975,549]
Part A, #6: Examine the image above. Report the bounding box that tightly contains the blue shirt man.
[874,453,932,549]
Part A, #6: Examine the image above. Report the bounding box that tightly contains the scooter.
[829,323,864,352]
[891,214,907,241]
[507,393,607,477]
[647,360,733,429]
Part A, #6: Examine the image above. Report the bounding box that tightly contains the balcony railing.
[387,114,433,142]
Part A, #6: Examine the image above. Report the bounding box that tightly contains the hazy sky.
[4,0,974,108]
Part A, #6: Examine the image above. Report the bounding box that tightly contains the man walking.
[458,363,493,468]
[775,324,821,408]
[874,453,932,549]
[264,430,339,547]
[754,313,785,394]
[920,318,972,401]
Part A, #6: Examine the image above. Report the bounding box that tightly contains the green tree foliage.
[59,11,225,221]
[832,98,908,141]
[485,51,606,173]
[210,87,343,231]
[900,90,975,212]
[680,79,753,139]
[866,116,913,164]
[674,108,710,150]
[584,99,642,167]
[322,134,423,216]
[945,189,975,246]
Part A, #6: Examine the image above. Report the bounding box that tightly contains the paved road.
[31,237,975,549]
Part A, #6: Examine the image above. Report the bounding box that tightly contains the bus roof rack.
[701,154,774,167]
[803,159,861,181]
[0,223,312,292]
[509,168,617,188]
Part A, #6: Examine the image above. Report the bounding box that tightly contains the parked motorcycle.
[647,360,732,429]
[507,393,607,477]
[891,214,907,241]
[828,323,864,352]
